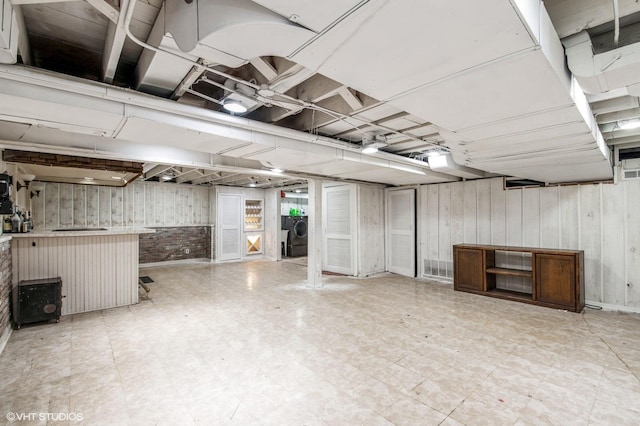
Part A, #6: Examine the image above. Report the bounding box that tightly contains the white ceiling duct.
[0,0,19,64]
[165,0,316,64]
[563,31,640,96]
[426,152,486,180]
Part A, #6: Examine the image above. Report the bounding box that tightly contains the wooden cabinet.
[453,247,486,292]
[453,244,584,312]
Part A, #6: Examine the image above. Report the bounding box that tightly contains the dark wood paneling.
[536,254,576,309]
[453,248,484,292]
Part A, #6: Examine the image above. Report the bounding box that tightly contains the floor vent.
[423,259,453,278]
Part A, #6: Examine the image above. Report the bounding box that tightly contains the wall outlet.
[185,248,190,254]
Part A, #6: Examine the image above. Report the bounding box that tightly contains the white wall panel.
[111,187,123,227]
[625,182,640,308]
[73,185,86,227]
[539,186,560,248]
[450,182,464,247]
[134,184,145,226]
[462,180,477,243]
[579,184,602,302]
[59,184,73,227]
[123,185,134,227]
[438,183,452,268]
[505,189,523,246]
[425,185,439,265]
[418,177,640,310]
[476,179,491,244]
[522,188,540,247]
[490,178,506,245]
[145,185,155,225]
[602,183,625,306]
[559,186,579,249]
[31,182,212,229]
[86,186,100,228]
[99,186,111,228]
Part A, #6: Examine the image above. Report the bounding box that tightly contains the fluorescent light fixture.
[362,146,378,154]
[83,177,94,181]
[295,189,301,193]
[249,182,257,187]
[223,99,248,113]
[161,174,173,181]
[618,118,640,130]
[271,168,284,173]
[111,176,121,180]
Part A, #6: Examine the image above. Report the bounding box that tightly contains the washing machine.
[282,216,308,257]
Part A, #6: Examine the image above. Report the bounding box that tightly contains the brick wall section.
[0,240,12,338]
[139,226,212,264]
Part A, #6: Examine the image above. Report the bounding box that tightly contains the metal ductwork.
[563,31,640,96]
[135,0,317,98]
[164,0,316,61]
[426,153,486,179]
[0,0,20,64]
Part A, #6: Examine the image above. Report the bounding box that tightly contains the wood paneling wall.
[419,177,640,310]
[31,182,211,229]
[12,235,139,315]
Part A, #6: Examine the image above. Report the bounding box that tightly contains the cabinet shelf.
[486,267,532,277]
[487,288,533,301]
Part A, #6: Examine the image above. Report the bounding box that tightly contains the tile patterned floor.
[1,260,639,425]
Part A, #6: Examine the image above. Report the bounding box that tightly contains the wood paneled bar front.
[11,228,154,316]
[453,244,584,312]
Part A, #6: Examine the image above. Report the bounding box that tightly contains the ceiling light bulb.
[271,168,284,173]
[161,175,173,181]
[223,100,248,113]
[362,146,378,154]
[249,182,257,187]
[618,119,640,130]
[295,189,301,193]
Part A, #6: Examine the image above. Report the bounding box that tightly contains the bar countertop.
[9,227,155,238]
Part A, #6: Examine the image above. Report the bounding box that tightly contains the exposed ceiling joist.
[250,57,278,81]
[86,0,119,24]
[101,0,128,83]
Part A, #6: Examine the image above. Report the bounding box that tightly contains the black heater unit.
[13,277,62,329]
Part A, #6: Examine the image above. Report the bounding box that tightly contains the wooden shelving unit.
[453,244,584,312]
[244,199,263,231]
[244,199,263,255]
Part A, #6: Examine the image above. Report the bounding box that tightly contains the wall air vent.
[623,169,640,180]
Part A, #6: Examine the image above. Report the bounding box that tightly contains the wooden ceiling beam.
[2,150,143,173]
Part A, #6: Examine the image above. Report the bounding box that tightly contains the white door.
[322,184,356,275]
[218,193,242,261]
[386,188,416,277]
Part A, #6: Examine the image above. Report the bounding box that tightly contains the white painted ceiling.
[1,0,640,187]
